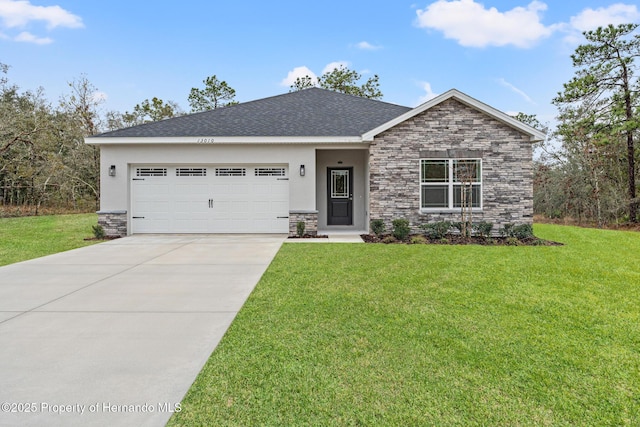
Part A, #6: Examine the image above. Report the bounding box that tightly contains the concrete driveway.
[0,234,285,427]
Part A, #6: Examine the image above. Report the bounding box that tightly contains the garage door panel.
[132,165,289,234]
[173,183,207,195]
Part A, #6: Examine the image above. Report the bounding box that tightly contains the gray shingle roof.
[94,88,412,138]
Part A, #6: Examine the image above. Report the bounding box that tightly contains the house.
[86,88,546,237]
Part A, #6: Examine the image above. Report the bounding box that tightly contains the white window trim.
[419,158,483,212]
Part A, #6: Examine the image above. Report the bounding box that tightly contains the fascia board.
[84,136,364,145]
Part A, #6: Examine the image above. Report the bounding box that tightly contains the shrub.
[505,237,520,246]
[296,221,305,237]
[410,235,427,244]
[392,219,410,241]
[92,224,106,239]
[452,220,473,237]
[512,224,534,239]
[382,235,397,244]
[501,223,514,237]
[502,223,534,240]
[473,221,494,238]
[420,221,451,239]
[370,219,385,237]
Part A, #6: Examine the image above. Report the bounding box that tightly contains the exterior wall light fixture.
[109,165,116,176]
[300,165,305,176]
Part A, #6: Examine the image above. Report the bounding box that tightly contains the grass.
[169,224,640,426]
[0,213,99,266]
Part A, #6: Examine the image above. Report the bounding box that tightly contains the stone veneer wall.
[97,210,127,237]
[369,98,533,235]
[289,210,318,236]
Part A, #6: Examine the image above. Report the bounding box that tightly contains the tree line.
[536,23,640,225]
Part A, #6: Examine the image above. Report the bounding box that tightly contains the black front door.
[327,167,353,225]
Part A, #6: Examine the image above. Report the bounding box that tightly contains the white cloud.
[570,4,640,32]
[355,41,382,50]
[416,82,439,105]
[14,30,51,44]
[280,66,317,87]
[497,78,535,104]
[0,0,83,29]
[321,61,349,74]
[281,62,360,87]
[556,4,640,45]
[415,0,553,48]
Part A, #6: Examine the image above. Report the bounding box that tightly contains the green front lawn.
[0,213,99,266]
[169,224,640,426]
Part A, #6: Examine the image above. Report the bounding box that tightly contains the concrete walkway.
[0,234,285,427]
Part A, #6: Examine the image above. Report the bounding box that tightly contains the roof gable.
[93,88,411,139]
[362,89,547,142]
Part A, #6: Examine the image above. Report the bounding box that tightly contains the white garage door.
[131,165,289,233]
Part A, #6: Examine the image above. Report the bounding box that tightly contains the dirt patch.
[83,236,122,241]
[533,215,640,232]
[0,206,94,218]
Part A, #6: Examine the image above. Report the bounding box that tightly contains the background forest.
[1,23,639,226]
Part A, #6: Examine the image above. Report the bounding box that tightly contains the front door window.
[331,170,350,198]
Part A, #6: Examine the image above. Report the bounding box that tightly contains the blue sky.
[1,0,639,126]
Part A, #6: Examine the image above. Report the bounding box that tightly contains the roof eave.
[362,89,547,143]
[85,135,365,145]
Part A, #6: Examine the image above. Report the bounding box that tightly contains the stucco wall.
[369,98,533,233]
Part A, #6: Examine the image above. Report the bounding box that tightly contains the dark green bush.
[502,223,534,240]
[296,221,305,237]
[473,221,494,238]
[392,219,410,241]
[370,219,385,237]
[420,221,451,239]
[92,224,106,239]
[501,223,514,237]
[514,224,534,239]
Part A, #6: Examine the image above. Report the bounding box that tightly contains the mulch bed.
[361,234,563,246]
[83,236,122,241]
[287,234,329,239]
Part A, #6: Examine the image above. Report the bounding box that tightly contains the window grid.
[215,168,246,177]
[420,159,482,210]
[254,167,286,177]
[136,168,167,177]
[176,168,207,177]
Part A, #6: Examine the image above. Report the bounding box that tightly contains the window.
[420,159,481,210]
[136,167,167,177]
[330,170,349,198]
[254,167,286,177]
[176,168,207,177]
[215,168,246,177]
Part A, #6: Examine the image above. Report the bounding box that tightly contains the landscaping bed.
[365,219,563,246]
[360,233,563,245]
